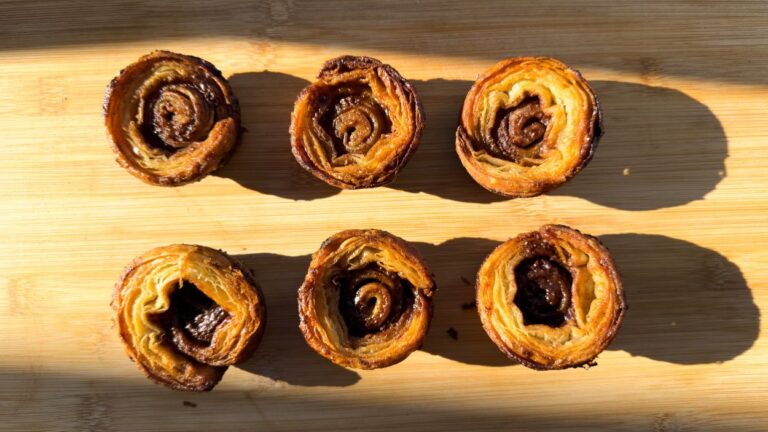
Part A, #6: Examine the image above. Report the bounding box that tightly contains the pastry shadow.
[391,80,727,209]
[416,233,760,367]
[413,238,511,366]
[232,233,757,373]
[600,234,759,364]
[552,81,728,210]
[388,79,506,203]
[215,72,341,201]
[234,252,360,387]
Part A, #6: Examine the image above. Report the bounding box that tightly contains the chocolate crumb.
[183,401,197,408]
[460,276,472,286]
[447,327,458,340]
[461,301,476,310]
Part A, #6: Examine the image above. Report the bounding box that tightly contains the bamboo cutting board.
[1,1,767,430]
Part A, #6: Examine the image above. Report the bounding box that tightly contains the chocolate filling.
[315,84,391,160]
[334,264,413,337]
[140,79,223,153]
[513,257,572,327]
[157,281,229,354]
[488,95,550,162]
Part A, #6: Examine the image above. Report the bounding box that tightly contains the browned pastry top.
[477,225,625,369]
[456,57,601,197]
[104,50,241,186]
[290,56,424,189]
[299,229,434,369]
[112,244,265,391]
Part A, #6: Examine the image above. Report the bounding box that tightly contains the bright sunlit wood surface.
[1,1,766,431]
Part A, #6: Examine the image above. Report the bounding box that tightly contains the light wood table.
[1,1,766,430]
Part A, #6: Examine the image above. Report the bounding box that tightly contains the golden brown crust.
[476,225,625,370]
[456,57,602,198]
[104,50,242,186]
[112,244,265,391]
[290,56,425,189]
[298,229,434,369]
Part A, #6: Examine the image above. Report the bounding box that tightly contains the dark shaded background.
[3,1,767,86]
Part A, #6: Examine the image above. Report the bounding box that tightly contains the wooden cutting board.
[1,1,766,430]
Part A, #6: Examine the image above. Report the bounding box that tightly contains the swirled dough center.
[316,85,391,163]
[142,83,216,151]
[488,95,550,163]
[513,257,572,327]
[335,265,412,337]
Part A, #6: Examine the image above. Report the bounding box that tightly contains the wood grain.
[0,1,766,431]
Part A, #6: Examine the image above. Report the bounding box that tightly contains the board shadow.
[3,1,766,87]
[10,368,764,431]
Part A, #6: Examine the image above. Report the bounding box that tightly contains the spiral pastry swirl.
[290,56,425,189]
[477,225,625,369]
[112,245,265,391]
[298,229,434,369]
[104,51,241,186]
[457,57,602,197]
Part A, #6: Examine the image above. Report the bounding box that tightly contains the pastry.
[456,57,601,197]
[112,244,265,391]
[104,50,241,186]
[476,225,625,369]
[298,229,434,369]
[290,56,424,189]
